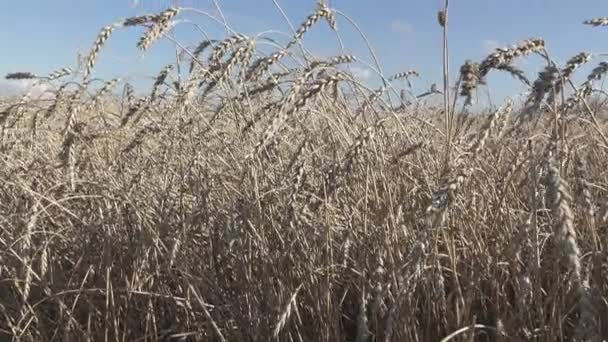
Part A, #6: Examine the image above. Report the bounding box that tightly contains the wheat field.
[1,2,608,341]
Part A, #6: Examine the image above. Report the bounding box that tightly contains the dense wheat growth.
[1,2,608,341]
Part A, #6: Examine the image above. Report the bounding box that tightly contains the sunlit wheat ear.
[123,83,135,107]
[292,72,344,109]
[84,25,118,80]
[286,2,336,50]
[202,39,255,96]
[273,285,303,338]
[306,55,357,74]
[584,17,608,26]
[370,254,386,322]
[5,72,38,80]
[44,83,71,119]
[137,8,180,51]
[438,10,447,27]
[526,64,559,111]
[327,54,356,66]
[287,161,307,208]
[208,34,248,67]
[549,52,592,103]
[480,38,545,78]
[562,61,608,110]
[47,67,73,81]
[388,70,419,81]
[179,58,213,107]
[96,78,120,99]
[355,86,385,118]
[451,100,512,173]
[467,99,512,157]
[237,41,255,78]
[239,74,291,132]
[252,73,344,156]
[247,49,288,81]
[428,102,512,214]
[391,141,425,164]
[547,156,599,338]
[545,159,581,280]
[387,69,419,88]
[562,52,592,79]
[298,56,353,78]
[286,138,310,172]
[151,64,173,100]
[122,96,150,127]
[177,75,201,108]
[60,91,83,192]
[17,201,41,321]
[318,1,337,30]
[192,40,215,57]
[575,153,597,230]
[342,119,384,172]
[39,242,48,279]
[459,60,480,106]
[319,118,385,202]
[225,40,256,79]
[189,40,215,72]
[244,73,283,98]
[122,123,161,154]
[425,168,471,217]
[123,14,157,27]
[461,38,543,105]
[88,78,120,111]
[562,83,593,112]
[587,61,608,81]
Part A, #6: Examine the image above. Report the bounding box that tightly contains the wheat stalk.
[273,284,303,337]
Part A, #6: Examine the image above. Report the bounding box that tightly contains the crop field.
[1,1,608,341]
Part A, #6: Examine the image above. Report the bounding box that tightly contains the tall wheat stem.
[440,0,451,172]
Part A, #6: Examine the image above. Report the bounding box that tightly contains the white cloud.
[0,79,53,99]
[350,66,372,80]
[390,19,413,34]
[0,80,25,96]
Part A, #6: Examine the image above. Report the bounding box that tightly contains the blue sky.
[2,0,608,103]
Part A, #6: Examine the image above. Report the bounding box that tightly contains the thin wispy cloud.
[390,19,413,34]
[0,79,52,98]
[350,66,372,80]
